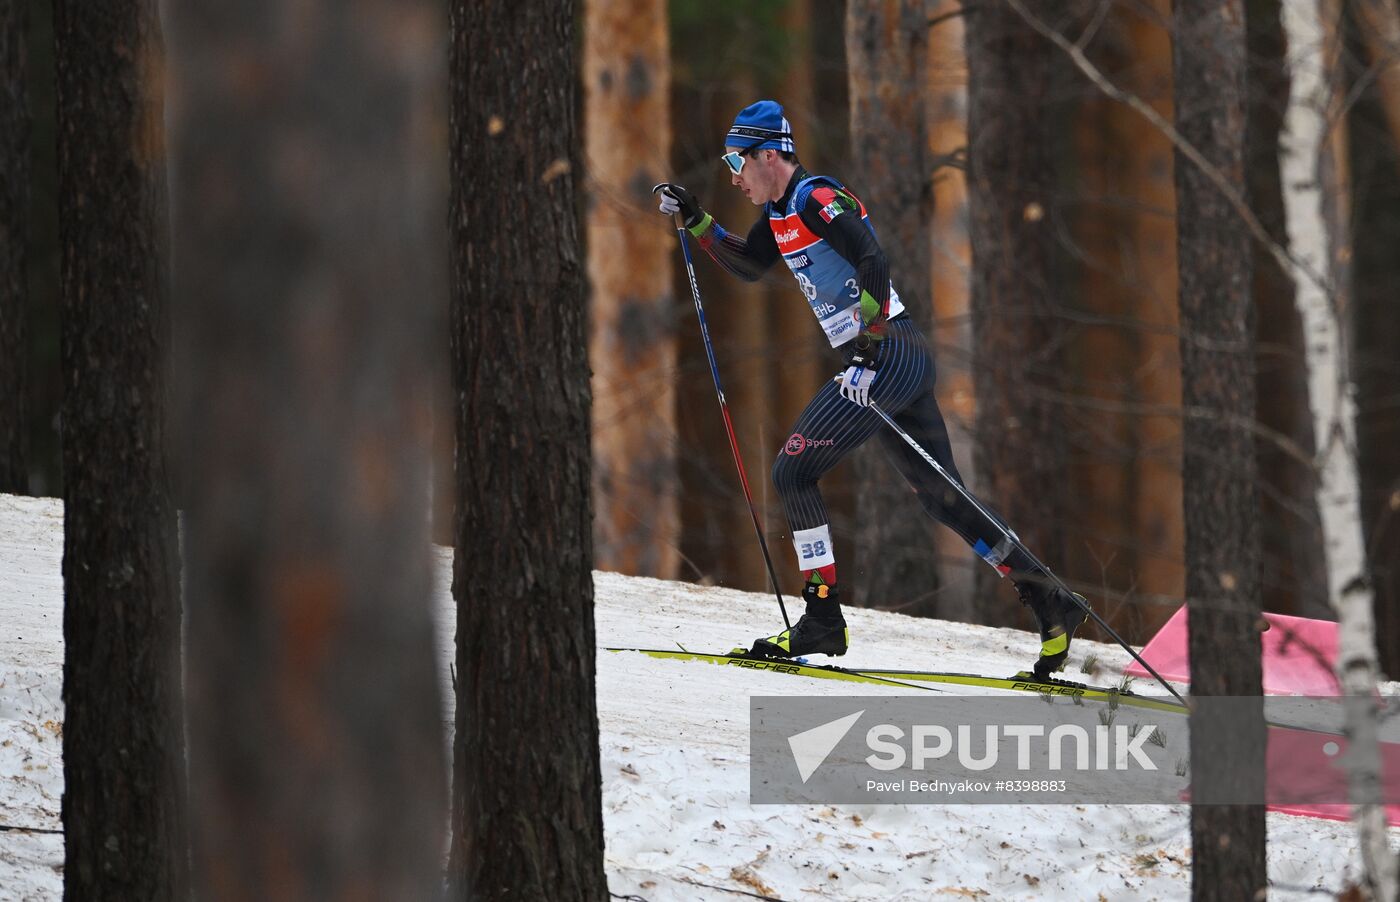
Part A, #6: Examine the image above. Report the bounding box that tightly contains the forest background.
[4,0,1399,663]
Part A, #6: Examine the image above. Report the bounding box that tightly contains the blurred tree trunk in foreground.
[0,0,26,494]
[1172,0,1267,896]
[845,0,940,614]
[448,0,609,897]
[54,0,187,895]
[167,1,447,896]
[585,0,679,579]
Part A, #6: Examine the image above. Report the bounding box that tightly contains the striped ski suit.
[688,166,1027,579]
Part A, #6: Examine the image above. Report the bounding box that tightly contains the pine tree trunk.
[20,0,61,498]
[167,1,448,896]
[1245,0,1330,618]
[845,0,940,613]
[675,78,773,593]
[0,0,27,494]
[965,0,1067,627]
[716,80,771,594]
[927,0,978,622]
[768,0,828,598]
[53,0,187,895]
[447,0,609,897]
[1172,0,1267,896]
[585,0,677,580]
[1064,1,1185,644]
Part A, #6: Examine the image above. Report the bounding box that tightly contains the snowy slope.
[3,493,1394,900]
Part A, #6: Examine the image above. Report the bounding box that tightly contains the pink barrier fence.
[1125,605,1399,825]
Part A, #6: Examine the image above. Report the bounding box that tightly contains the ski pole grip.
[651,183,687,231]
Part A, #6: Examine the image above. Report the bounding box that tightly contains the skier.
[657,99,1087,681]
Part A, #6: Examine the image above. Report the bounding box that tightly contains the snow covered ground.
[3,492,1395,900]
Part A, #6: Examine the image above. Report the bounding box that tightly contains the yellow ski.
[604,646,1186,714]
[606,647,942,691]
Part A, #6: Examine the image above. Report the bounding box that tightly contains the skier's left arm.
[797,186,893,354]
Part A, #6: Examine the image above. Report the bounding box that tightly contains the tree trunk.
[768,0,829,598]
[927,0,978,622]
[1064,0,1185,645]
[1283,0,1373,622]
[20,0,62,498]
[0,0,26,494]
[1245,0,1330,618]
[1286,0,1399,887]
[965,0,1067,628]
[585,0,678,580]
[1346,0,1400,684]
[167,1,448,896]
[845,0,940,613]
[448,0,609,897]
[53,0,187,895]
[674,79,774,593]
[0,0,26,493]
[1172,0,1267,896]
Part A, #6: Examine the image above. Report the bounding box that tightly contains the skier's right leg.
[875,392,1088,679]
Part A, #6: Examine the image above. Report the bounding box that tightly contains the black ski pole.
[656,187,791,629]
[868,400,1188,707]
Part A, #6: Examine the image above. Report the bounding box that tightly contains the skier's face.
[725,146,779,204]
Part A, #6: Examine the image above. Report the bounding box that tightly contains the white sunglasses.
[721,149,757,176]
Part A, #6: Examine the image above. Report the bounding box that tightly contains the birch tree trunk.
[1280,0,1372,617]
[585,0,678,579]
[1290,0,1400,893]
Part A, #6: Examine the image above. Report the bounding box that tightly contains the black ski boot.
[751,583,848,658]
[1016,577,1088,681]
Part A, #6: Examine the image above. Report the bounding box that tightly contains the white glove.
[838,365,875,407]
[658,188,682,217]
[652,182,702,227]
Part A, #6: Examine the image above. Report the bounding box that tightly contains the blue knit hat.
[725,100,796,153]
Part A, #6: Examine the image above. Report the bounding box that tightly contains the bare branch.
[1000,0,1335,303]
[1075,0,1112,52]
